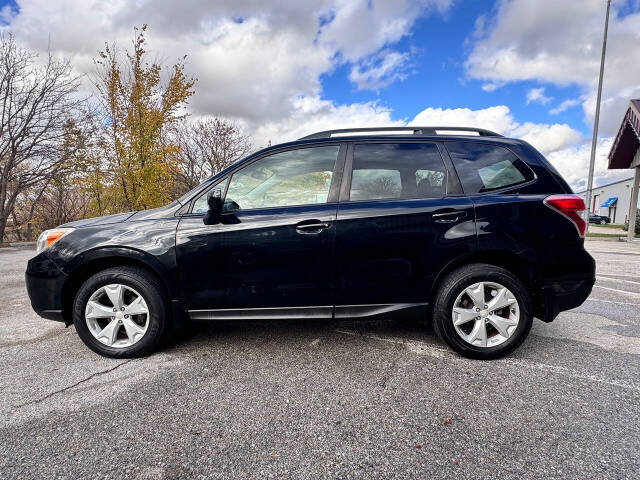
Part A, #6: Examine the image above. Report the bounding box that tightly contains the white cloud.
[249,96,402,147]
[1,0,453,124]
[349,49,410,91]
[546,138,630,193]
[318,0,453,61]
[410,105,516,136]
[481,81,505,92]
[465,0,640,134]
[526,87,551,105]
[409,105,581,155]
[549,98,581,115]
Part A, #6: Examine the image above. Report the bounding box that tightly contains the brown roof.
[608,99,640,169]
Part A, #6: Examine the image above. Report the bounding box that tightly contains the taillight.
[543,194,587,237]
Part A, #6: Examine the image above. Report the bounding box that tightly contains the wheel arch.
[429,250,539,306]
[60,247,178,326]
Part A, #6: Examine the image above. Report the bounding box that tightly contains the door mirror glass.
[203,189,223,225]
[192,178,229,214]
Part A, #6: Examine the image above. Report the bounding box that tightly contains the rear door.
[333,141,476,315]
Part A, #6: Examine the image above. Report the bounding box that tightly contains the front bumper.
[25,252,67,323]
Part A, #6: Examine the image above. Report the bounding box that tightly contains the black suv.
[26,126,595,359]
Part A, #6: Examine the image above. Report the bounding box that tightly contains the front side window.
[223,146,339,211]
[445,142,534,194]
[349,143,446,201]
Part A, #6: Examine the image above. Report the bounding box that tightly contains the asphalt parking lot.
[1,242,639,479]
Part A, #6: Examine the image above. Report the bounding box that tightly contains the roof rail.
[298,126,502,140]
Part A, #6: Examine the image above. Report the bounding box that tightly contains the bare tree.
[5,112,98,240]
[0,33,82,241]
[172,117,252,194]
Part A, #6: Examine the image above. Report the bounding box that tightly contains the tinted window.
[445,142,533,194]
[223,146,339,211]
[350,143,446,201]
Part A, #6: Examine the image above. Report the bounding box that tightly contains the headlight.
[36,228,75,254]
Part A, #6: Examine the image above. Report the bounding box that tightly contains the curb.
[0,241,36,249]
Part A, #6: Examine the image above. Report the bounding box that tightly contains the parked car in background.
[26,126,595,360]
[589,213,611,224]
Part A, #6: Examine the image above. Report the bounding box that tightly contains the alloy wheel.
[451,281,520,348]
[85,283,150,348]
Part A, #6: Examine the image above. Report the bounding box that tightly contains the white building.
[577,176,638,224]
[604,99,640,238]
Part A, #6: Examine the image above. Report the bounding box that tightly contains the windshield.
[176,151,257,205]
[176,178,215,205]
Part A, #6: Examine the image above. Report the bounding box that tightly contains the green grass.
[593,223,625,229]
[586,232,622,238]
[586,232,640,238]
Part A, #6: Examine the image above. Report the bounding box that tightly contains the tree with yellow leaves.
[93,25,196,213]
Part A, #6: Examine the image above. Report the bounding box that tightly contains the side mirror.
[203,189,223,225]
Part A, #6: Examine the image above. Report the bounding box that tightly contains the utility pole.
[585,0,611,233]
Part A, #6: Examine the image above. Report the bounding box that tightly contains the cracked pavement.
[1,242,639,479]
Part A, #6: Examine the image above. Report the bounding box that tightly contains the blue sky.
[1,0,639,189]
[320,1,587,133]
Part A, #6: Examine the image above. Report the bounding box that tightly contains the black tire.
[431,263,533,360]
[73,266,168,358]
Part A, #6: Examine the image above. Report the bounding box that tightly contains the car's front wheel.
[599,219,606,224]
[432,263,533,359]
[72,266,168,358]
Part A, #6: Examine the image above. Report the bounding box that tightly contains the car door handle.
[432,209,467,223]
[296,221,331,234]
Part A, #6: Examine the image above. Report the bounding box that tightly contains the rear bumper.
[25,252,67,324]
[538,276,595,322]
[536,253,596,322]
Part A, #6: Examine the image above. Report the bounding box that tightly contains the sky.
[1,0,639,191]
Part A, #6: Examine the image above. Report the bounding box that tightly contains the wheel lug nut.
[124,314,129,318]
[476,316,481,320]
[483,305,488,309]
[475,308,480,312]
[120,307,125,311]
[113,308,117,312]
[111,316,115,320]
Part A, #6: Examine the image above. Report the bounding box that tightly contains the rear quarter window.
[445,142,534,194]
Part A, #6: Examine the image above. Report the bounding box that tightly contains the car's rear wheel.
[432,263,533,359]
[599,219,606,224]
[72,266,168,358]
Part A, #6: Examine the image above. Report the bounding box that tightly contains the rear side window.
[445,142,534,194]
[350,143,446,201]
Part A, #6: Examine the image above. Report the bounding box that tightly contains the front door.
[176,144,344,319]
[334,141,476,315]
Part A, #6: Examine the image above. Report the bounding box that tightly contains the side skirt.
[334,303,427,318]
[189,306,332,320]
[188,303,428,321]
